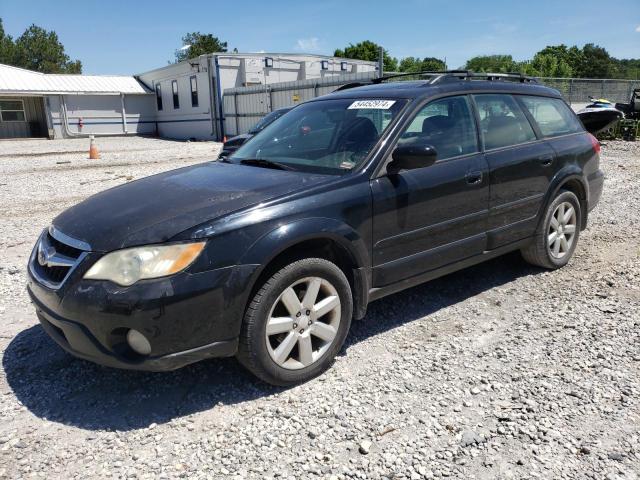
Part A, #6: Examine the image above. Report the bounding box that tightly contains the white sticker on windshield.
[348,100,396,110]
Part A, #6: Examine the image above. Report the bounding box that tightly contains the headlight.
[84,242,206,286]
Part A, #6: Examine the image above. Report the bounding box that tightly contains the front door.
[371,95,489,287]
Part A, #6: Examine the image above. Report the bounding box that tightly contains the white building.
[137,53,377,141]
[0,53,377,141]
[0,63,155,139]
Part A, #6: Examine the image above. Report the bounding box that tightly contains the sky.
[1,0,638,75]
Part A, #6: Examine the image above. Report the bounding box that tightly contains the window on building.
[321,60,329,70]
[519,96,583,137]
[0,99,26,122]
[190,76,198,108]
[172,80,179,109]
[155,84,163,111]
[398,95,479,160]
[473,94,537,150]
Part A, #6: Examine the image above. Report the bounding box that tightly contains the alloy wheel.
[548,201,577,259]
[265,277,341,370]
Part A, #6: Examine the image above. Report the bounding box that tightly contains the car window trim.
[513,94,544,139]
[371,93,482,178]
[515,95,585,139]
[472,93,541,151]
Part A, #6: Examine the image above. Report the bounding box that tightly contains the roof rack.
[371,70,538,85]
[333,70,538,93]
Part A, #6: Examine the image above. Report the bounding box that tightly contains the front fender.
[240,217,370,268]
[239,217,371,320]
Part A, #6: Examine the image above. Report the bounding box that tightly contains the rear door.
[473,94,556,249]
[370,95,489,287]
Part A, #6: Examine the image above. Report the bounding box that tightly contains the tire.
[236,258,353,386]
[521,189,582,269]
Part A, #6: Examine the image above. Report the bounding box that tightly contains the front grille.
[31,229,87,288]
[48,234,83,258]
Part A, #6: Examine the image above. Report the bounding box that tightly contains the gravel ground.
[0,138,639,480]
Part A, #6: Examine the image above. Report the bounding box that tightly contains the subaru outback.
[27,72,604,385]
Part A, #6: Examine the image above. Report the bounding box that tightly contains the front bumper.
[27,262,258,371]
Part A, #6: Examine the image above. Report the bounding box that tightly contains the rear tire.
[521,189,581,269]
[236,258,353,386]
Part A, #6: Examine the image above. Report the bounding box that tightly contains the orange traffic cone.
[89,135,100,160]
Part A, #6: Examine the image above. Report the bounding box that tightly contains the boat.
[576,97,624,134]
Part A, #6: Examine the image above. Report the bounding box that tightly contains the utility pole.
[378,46,384,77]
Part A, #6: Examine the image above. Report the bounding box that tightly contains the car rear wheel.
[521,189,582,269]
[237,258,353,386]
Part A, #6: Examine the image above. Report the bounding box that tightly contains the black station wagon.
[27,72,604,385]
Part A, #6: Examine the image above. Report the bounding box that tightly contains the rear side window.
[399,95,478,160]
[520,96,583,137]
[473,94,536,150]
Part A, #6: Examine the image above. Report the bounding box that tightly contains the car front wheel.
[236,258,353,386]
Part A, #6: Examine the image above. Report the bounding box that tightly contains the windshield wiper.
[239,158,295,171]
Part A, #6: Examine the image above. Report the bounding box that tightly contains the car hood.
[53,161,332,252]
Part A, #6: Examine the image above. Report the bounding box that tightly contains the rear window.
[473,94,537,150]
[520,96,583,137]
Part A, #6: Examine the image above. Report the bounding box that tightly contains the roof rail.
[371,70,470,84]
[333,70,539,93]
[371,70,538,85]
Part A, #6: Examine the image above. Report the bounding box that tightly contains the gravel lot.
[0,137,638,480]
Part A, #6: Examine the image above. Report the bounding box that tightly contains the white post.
[120,93,128,134]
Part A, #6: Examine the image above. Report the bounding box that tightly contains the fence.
[539,78,640,105]
[223,74,640,136]
[222,72,376,136]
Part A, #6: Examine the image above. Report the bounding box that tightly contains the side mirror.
[387,143,438,174]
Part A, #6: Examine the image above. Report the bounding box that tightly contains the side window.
[0,99,26,121]
[190,76,198,108]
[155,84,163,111]
[398,95,478,160]
[473,94,536,150]
[172,80,179,109]
[520,96,583,137]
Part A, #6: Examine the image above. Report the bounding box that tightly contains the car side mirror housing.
[387,143,438,174]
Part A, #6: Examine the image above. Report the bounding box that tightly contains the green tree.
[0,19,17,65]
[529,52,573,77]
[464,55,520,73]
[175,32,227,62]
[11,23,81,73]
[334,40,397,72]
[398,56,446,73]
[615,58,640,79]
[536,45,583,73]
[575,43,616,78]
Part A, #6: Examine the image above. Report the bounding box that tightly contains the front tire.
[521,189,582,269]
[237,258,353,386]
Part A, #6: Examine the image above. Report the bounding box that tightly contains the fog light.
[126,329,151,356]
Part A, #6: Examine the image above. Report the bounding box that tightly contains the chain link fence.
[537,78,639,105]
[223,74,639,135]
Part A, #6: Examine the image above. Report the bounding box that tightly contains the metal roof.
[0,63,151,95]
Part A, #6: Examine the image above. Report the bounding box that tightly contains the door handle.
[465,171,483,185]
[539,155,554,166]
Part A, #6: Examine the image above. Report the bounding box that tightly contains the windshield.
[230,98,406,174]
[248,108,291,134]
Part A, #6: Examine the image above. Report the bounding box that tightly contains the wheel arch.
[540,169,589,231]
[239,218,371,321]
